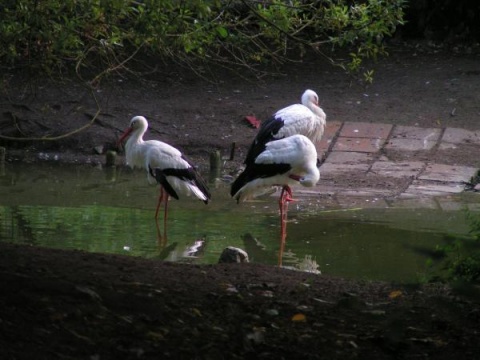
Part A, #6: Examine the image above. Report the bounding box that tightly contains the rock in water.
[218,247,249,263]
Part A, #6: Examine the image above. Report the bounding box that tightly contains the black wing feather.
[179,155,211,202]
[244,116,284,165]
[149,166,180,200]
[230,162,292,198]
[149,157,211,204]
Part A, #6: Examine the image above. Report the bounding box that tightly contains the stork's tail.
[149,165,211,204]
[189,169,211,204]
[148,165,180,200]
[230,168,251,203]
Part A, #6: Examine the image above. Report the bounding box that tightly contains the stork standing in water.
[244,89,326,164]
[118,116,211,238]
[231,134,320,264]
[233,89,325,264]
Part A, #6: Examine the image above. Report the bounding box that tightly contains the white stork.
[244,89,326,164]
[117,116,211,236]
[231,134,320,261]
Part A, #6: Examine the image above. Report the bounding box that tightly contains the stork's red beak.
[288,174,302,181]
[117,127,133,146]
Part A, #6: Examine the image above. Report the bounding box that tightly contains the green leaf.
[216,26,228,38]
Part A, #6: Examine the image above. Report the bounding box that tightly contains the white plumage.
[118,116,210,226]
[274,89,326,143]
[244,89,326,164]
[144,145,209,203]
[233,89,325,264]
[231,134,320,264]
[231,134,320,202]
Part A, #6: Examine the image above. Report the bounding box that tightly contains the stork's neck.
[313,106,326,123]
[124,129,146,168]
[300,165,320,187]
[307,103,326,121]
[125,129,145,149]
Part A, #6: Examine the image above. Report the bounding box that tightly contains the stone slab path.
[295,121,480,210]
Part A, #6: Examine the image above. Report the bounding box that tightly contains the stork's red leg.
[279,186,294,241]
[278,234,286,267]
[280,192,289,244]
[278,186,293,266]
[278,191,285,266]
[283,185,294,203]
[279,187,287,235]
[155,219,165,246]
[155,187,165,220]
[163,194,169,240]
[278,197,287,266]
[155,188,169,241]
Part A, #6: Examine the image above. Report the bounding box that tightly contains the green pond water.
[1,162,479,282]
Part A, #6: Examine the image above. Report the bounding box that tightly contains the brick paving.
[298,121,480,209]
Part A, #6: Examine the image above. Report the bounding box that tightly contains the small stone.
[362,310,386,316]
[94,145,104,155]
[218,247,249,263]
[265,309,279,316]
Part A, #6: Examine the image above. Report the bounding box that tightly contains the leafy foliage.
[0,0,406,81]
[429,210,480,283]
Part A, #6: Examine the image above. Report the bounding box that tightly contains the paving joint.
[312,121,480,208]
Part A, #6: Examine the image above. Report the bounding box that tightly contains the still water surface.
[0,162,478,282]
